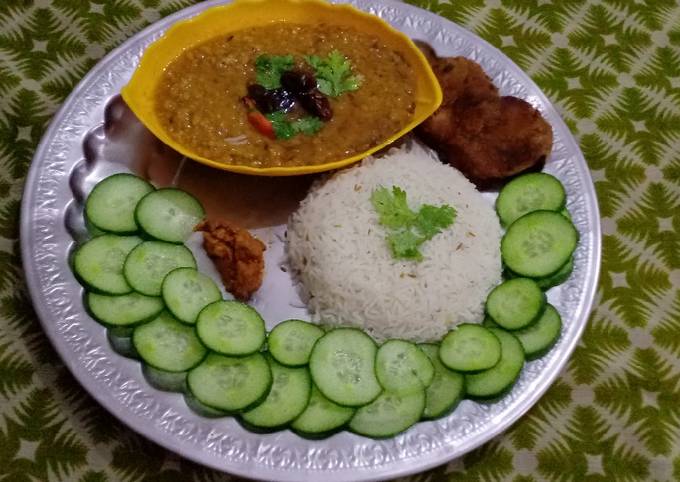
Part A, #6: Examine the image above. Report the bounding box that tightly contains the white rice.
[286,142,502,343]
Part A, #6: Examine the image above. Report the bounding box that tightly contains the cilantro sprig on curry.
[243,51,362,140]
[153,22,417,168]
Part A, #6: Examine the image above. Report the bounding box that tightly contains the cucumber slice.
[133,311,207,372]
[161,268,221,325]
[375,340,434,393]
[496,173,566,227]
[439,324,501,372]
[309,328,382,407]
[536,256,574,290]
[123,241,196,296]
[142,364,187,392]
[135,188,205,243]
[241,356,311,429]
[108,325,135,338]
[86,292,164,327]
[187,352,272,413]
[503,256,574,290]
[501,210,578,278]
[481,316,498,329]
[106,329,138,359]
[291,385,355,436]
[196,301,266,356]
[419,344,465,419]
[465,328,525,398]
[85,216,106,238]
[348,390,425,438]
[85,173,154,234]
[486,278,546,330]
[513,304,562,358]
[184,392,228,418]
[502,266,517,281]
[268,319,325,367]
[73,235,142,294]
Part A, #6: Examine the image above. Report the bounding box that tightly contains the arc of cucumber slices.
[70,170,578,438]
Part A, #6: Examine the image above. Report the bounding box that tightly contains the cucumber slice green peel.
[135,188,205,243]
[123,241,196,296]
[375,340,434,393]
[188,352,272,413]
[85,173,154,234]
[196,300,266,356]
[132,311,207,372]
[107,329,138,359]
[73,235,142,294]
[349,390,425,438]
[485,278,546,330]
[142,364,188,392]
[495,172,566,227]
[86,291,164,327]
[309,328,382,407]
[162,267,221,324]
[85,216,106,238]
[419,344,465,419]
[268,319,325,367]
[536,256,574,290]
[501,210,578,278]
[439,324,501,372]
[511,304,562,358]
[465,328,525,398]
[241,356,312,429]
[184,392,229,418]
[291,385,355,436]
[503,256,574,291]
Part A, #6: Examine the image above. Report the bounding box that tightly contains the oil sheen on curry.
[154,22,417,168]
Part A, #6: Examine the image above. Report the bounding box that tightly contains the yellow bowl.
[121,0,443,176]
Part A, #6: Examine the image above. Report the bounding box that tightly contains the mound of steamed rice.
[286,143,502,343]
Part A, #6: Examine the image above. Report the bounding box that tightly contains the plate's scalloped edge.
[21,0,600,480]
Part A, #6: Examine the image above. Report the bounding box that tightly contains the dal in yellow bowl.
[121,0,442,176]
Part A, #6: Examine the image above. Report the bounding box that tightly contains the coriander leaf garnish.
[370,185,457,261]
[414,204,457,239]
[305,50,363,97]
[292,116,324,136]
[266,111,324,140]
[266,111,296,139]
[255,55,294,90]
[387,230,423,261]
[371,186,416,228]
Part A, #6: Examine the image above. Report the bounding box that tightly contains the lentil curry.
[154,22,417,168]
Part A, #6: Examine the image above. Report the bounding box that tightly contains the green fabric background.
[1,0,678,480]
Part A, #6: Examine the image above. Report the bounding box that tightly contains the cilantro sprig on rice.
[371,185,456,261]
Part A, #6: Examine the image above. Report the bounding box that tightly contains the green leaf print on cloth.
[1,0,679,480]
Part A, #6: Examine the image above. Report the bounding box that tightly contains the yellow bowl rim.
[121,0,443,176]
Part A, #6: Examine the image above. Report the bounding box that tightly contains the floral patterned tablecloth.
[1,0,678,481]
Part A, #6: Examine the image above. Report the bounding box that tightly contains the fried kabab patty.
[415,42,553,185]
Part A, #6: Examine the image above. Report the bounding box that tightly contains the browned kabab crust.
[416,43,553,185]
[196,219,266,301]
[435,57,499,105]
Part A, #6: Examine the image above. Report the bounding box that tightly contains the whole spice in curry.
[154,22,417,168]
[242,51,361,139]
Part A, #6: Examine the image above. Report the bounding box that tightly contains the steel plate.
[20,1,601,480]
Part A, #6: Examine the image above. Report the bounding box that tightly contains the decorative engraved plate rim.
[20,1,601,481]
